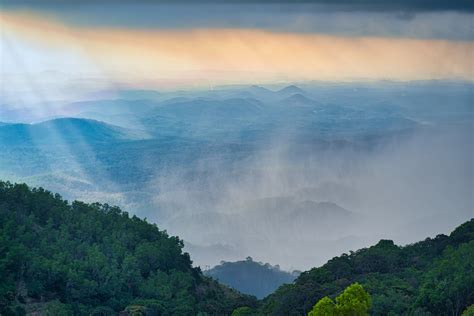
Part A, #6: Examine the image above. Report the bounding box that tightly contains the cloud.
[2,0,473,12]
[1,2,473,40]
[1,11,473,88]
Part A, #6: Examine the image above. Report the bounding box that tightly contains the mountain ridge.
[277,85,306,95]
[0,117,145,145]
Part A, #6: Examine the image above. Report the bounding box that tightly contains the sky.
[1,1,473,92]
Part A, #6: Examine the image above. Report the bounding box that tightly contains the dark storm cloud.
[2,0,474,12]
[1,1,473,40]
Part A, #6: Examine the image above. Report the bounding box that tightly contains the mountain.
[0,118,143,146]
[148,98,264,119]
[165,198,358,271]
[245,85,275,99]
[277,85,306,96]
[205,257,299,299]
[236,198,356,237]
[254,219,474,315]
[64,99,159,129]
[141,98,266,139]
[0,181,256,315]
[281,93,320,107]
[166,199,356,236]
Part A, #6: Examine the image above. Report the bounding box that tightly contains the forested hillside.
[204,257,298,299]
[0,181,256,315]
[1,181,472,315]
[256,219,474,315]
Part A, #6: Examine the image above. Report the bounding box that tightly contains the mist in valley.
[146,124,472,270]
[0,82,472,271]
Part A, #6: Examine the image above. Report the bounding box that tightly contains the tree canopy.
[258,220,474,315]
[0,181,256,315]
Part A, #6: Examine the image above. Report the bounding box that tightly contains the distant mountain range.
[0,81,472,272]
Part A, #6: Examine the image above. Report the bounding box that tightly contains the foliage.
[308,283,370,316]
[309,297,336,316]
[415,241,474,315]
[258,220,474,315]
[0,181,256,315]
[462,305,474,316]
[336,283,371,315]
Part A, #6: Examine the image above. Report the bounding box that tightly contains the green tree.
[308,297,336,316]
[415,241,474,315]
[336,283,371,315]
[308,283,371,316]
[462,305,474,316]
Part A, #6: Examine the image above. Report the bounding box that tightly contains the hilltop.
[205,257,299,299]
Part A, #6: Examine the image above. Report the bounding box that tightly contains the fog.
[144,125,473,271]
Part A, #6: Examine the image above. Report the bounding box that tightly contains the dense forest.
[256,219,474,315]
[204,257,299,299]
[0,181,473,315]
[0,181,256,315]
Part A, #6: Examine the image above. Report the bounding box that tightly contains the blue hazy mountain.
[280,93,321,107]
[277,84,307,96]
[65,99,159,128]
[147,98,264,119]
[205,257,299,299]
[136,91,422,142]
[0,118,143,146]
[141,97,268,140]
[248,85,273,95]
